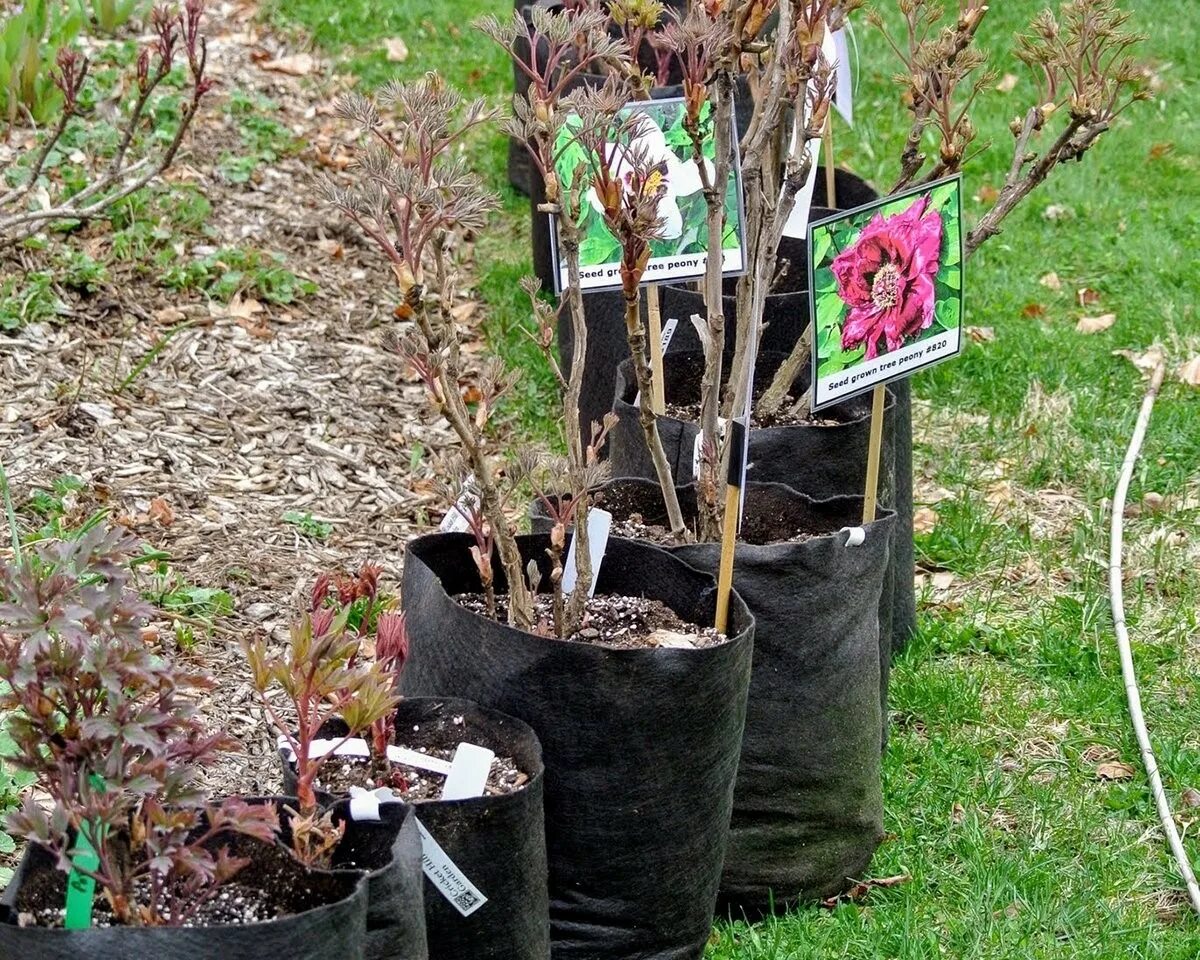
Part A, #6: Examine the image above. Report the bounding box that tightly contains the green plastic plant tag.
[64,775,106,930]
[63,822,99,930]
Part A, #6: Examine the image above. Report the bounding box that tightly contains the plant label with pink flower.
[549,97,746,294]
[809,176,964,411]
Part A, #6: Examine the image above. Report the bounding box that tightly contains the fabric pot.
[532,479,893,912]
[657,168,915,654]
[281,700,550,960]
[399,532,755,960]
[0,826,369,960]
[608,349,899,661]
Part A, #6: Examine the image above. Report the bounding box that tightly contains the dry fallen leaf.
[1182,787,1200,809]
[450,301,479,323]
[1176,356,1200,387]
[951,802,966,825]
[1076,313,1116,334]
[649,629,696,649]
[227,293,264,321]
[995,73,1019,93]
[821,874,911,908]
[1043,204,1073,222]
[1113,345,1166,377]
[1096,761,1136,781]
[913,507,938,533]
[1077,287,1101,308]
[1039,272,1063,291]
[1142,492,1166,513]
[259,53,316,76]
[154,306,187,324]
[977,184,999,204]
[384,37,409,62]
[316,238,345,259]
[1021,303,1046,318]
[967,325,996,342]
[147,497,175,527]
[1148,142,1175,160]
[932,571,956,591]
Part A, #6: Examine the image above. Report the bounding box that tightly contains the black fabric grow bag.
[0,827,369,960]
[281,700,550,960]
[608,349,899,655]
[653,170,917,654]
[399,533,754,960]
[531,479,893,913]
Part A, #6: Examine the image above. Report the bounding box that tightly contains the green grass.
[275,1,1200,956]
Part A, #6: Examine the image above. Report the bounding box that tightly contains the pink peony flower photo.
[809,176,963,400]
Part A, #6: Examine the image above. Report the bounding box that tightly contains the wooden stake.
[823,113,837,209]
[646,285,665,415]
[714,419,748,634]
[861,384,886,523]
[714,482,740,634]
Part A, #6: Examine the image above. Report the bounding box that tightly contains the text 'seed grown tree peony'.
[833,195,943,360]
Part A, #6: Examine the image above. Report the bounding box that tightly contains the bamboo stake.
[1109,360,1200,918]
[861,384,886,523]
[715,419,748,633]
[647,285,666,415]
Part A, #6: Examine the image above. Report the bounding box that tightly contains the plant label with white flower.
[549,97,746,294]
[809,176,965,411]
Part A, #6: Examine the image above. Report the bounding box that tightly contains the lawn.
[267,0,1200,956]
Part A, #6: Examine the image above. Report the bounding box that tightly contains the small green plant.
[24,474,110,543]
[0,0,86,126]
[0,272,62,330]
[160,246,318,303]
[56,249,110,292]
[284,510,333,541]
[91,0,144,35]
[134,547,234,648]
[0,720,36,887]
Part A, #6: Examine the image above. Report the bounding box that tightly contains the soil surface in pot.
[662,398,848,429]
[456,593,725,650]
[14,839,352,929]
[316,745,527,801]
[607,512,823,547]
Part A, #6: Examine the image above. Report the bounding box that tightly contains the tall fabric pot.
[399,533,754,960]
[657,168,916,655]
[538,479,893,912]
[281,700,550,960]
[608,349,899,667]
[0,829,370,960]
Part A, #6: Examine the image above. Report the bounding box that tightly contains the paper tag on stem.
[561,508,612,598]
[439,475,478,533]
[415,818,489,917]
[441,743,494,801]
[636,318,682,406]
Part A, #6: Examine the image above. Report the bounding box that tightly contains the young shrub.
[0,525,279,927]
[243,596,398,864]
[756,0,1150,418]
[0,0,214,246]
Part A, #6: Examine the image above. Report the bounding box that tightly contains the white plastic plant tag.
[415,818,489,917]
[561,507,612,598]
[783,27,839,239]
[278,736,370,762]
[636,317,682,406]
[347,786,402,822]
[840,526,866,547]
[438,475,478,533]
[661,316,680,352]
[440,743,495,801]
[386,745,454,776]
[833,27,854,126]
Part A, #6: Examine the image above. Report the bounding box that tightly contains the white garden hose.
[1109,361,1200,917]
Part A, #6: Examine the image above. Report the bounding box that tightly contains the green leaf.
[811,229,833,270]
[815,290,845,334]
[935,297,961,331]
[940,267,962,291]
[929,180,959,212]
[814,266,837,293]
[818,356,845,377]
[942,216,962,267]
[579,233,620,268]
